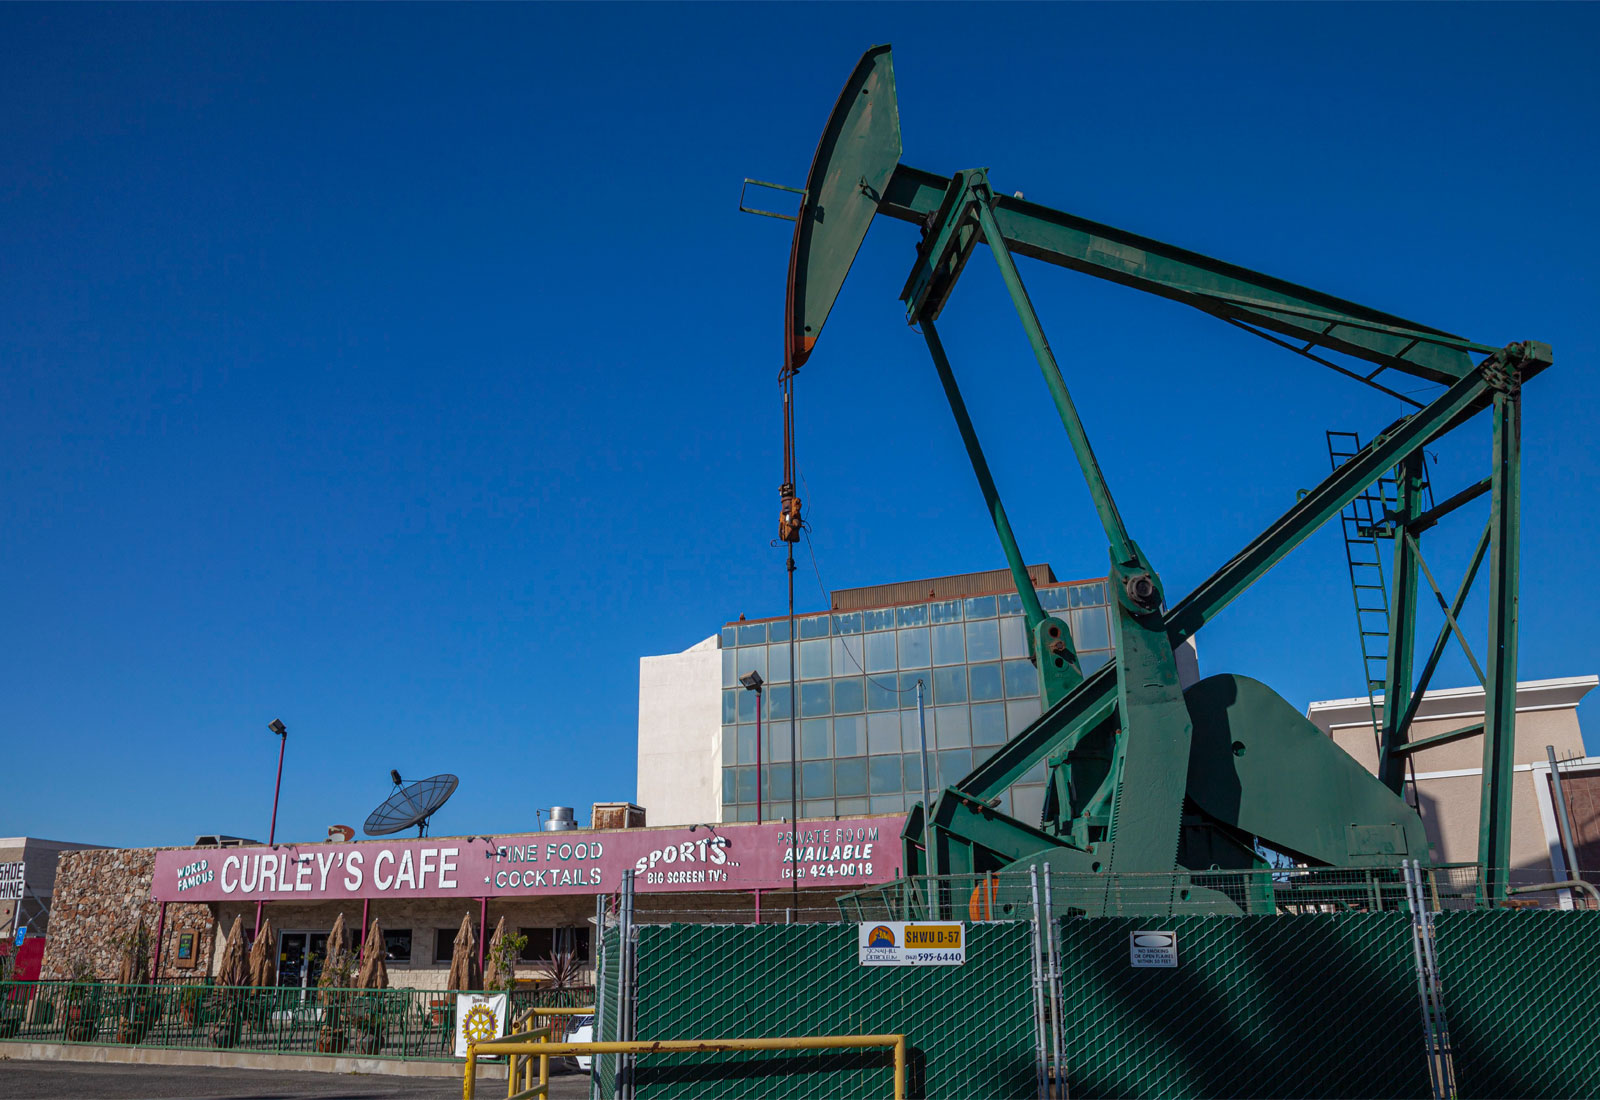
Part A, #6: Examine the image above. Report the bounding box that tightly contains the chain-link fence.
[1052,912,1429,1099]
[588,863,1600,1100]
[633,921,1033,1099]
[1432,909,1600,1099]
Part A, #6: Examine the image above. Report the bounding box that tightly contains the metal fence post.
[1405,860,1445,1100]
[614,870,635,1100]
[1041,864,1064,1098]
[1412,859,1453,1097]
[1408,863,1446,1093]
[1028,865,1048,1100]
[590,894,605,1100]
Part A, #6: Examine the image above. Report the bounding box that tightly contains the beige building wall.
[1308,676,1597,877]
[636,635,722,827]
[0,837,107,939]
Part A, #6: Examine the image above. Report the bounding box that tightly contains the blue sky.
[3,4,1596,848]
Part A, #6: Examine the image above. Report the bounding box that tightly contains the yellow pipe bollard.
[465,1032,906,1100]
[894,1033,905,1099]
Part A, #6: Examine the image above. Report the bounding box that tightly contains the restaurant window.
[518,927,556,962]
[433,928,457,964]
[518,926,592,963]
[383,928,412,963]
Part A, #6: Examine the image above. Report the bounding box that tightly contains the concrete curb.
[4,1040,508,1080]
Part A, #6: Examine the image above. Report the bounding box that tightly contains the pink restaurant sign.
[152,816,903,903]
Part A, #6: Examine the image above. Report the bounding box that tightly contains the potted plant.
[0,952,21,1039]
[206,987,245,1049]
[541,947,585,1005]
[61,954,101,1043]
[115,997,161,1045]
[487,930,527,1036]
[487,933,526,994]
[348,990,389,1055]
[112,925,160,1044]
[540,947,588,1061]
[177,985,205,1027]
[63,987,102,1041]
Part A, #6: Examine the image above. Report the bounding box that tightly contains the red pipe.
[478,896,487,978]
[149,902,167,982]
[755,690,763,824]
[361,898,370,951]
[753,889,761,925]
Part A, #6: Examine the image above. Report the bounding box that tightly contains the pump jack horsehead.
[753,45,1550,917]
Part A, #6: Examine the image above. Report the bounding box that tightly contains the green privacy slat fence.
[0,981,592,1062]
[1053,913,1430,1100]
[1433,909,1600,1100]
[595,926,621,1100]
[626,921,1035,1100]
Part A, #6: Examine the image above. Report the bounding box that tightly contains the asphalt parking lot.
[0,1059,591,1100]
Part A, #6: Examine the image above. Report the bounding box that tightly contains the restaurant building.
[41,811,903,989]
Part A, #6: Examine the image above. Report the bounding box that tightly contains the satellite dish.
[363,773,459,838]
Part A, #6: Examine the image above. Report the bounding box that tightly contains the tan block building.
[1309,676,1598,896]
[0,836,106,940]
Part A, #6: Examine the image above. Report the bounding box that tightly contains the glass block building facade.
[717,575,1115,825]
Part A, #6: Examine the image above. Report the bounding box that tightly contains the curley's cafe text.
[151,817,902,903]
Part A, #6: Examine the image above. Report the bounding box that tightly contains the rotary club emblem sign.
[453,992,508,1057]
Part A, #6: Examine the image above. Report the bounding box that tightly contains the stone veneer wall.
[40,848,216,981]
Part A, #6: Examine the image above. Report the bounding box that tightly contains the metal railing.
[505,1005,594,1095]
[837,864,1600,921]
[0,980,593,1062]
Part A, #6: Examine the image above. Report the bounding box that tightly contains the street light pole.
[739,672,765,824]
[916,679,935,918]
[267,719,288,845]
[258,719,287,937]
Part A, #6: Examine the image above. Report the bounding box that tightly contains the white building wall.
[636,635,722,827]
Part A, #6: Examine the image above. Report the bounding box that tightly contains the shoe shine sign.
[151,816,901,902]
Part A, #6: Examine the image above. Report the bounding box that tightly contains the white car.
[566,1015,594,1072]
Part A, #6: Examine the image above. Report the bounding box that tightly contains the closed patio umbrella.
[216,915,248,987]
[355,919,389,990]
[116,919,149,985]
[322,912,349,988]
[247,917,277,988]
[446,913,479,992]
[484,916,511,992]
